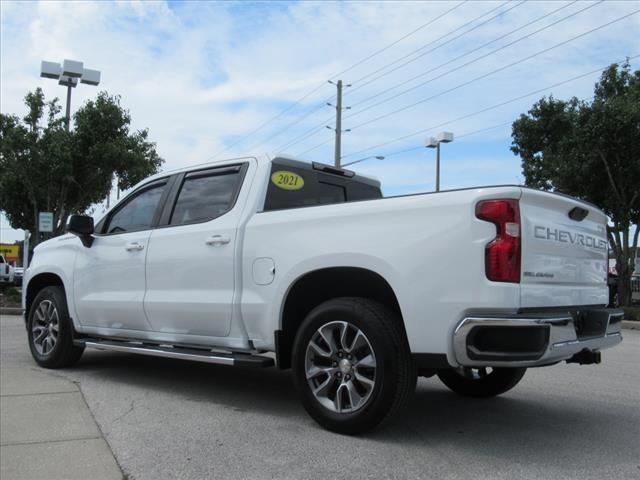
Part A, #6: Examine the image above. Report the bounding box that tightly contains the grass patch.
[0,286,21,308]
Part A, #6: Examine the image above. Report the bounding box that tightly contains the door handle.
[205,235,231,246]
[125,242,144,251]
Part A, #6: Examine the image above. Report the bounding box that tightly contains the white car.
[22,156,623,434]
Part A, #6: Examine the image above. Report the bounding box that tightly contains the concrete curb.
[0,307,23,316]
[622,320,639,330]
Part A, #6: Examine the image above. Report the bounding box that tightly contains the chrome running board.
[75,339,274,367]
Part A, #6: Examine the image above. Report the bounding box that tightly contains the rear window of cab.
[264,162,382,211]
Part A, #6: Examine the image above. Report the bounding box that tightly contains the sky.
[1,0,639,243]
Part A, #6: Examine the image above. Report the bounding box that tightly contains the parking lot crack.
[113,400,136,424]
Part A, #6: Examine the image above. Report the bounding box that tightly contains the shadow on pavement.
[66,349,637,469]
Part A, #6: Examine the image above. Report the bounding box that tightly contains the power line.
[296,138,334,157]
[209,81,328,160]
[283,0,575,155]
[274,2,506,154]
[454,121,514,141]
[275,114,335,151]
[340,54,638,160]
[271,1,527,156]
[211,1,468,159]
[331,1,469,80]
[246,99,329,151]
[348,0,581,110]
[347,9,638,131]
[297,121,516,161]
[260,1,471,153]
[347,0,528,94]
[364,121,515,161]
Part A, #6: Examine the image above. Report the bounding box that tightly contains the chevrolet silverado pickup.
[22,156,623,434]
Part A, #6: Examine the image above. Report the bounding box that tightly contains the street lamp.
[40,59,101,131]
[341,155,385,167]
[425,131,454,192]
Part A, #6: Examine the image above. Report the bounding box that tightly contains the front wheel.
[437,367,526,398]
[27,286,84,368]
[292,297,416,435]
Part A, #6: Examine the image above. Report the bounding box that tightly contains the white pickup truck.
[22,156,623,434]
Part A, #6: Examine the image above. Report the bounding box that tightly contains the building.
[0,243,21,267]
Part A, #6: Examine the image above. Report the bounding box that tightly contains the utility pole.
[435,142,441,192]
[328,80,351,168]
[334,80,343,167]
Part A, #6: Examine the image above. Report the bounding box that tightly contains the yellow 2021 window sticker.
[271,171,305,191]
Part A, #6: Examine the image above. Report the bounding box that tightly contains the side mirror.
[66,215,94,247]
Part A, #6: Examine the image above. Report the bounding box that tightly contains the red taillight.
[475,199,521,283]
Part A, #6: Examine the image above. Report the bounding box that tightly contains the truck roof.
[134,155,381,192]
[271,156,381,189]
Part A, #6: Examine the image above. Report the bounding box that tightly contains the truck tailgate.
[519,188,609,308]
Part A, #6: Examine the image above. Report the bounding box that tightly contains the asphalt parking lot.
[1,314,639,480]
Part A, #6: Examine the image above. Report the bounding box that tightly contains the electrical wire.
[274,114,335,151]
[208,81,329,160]
[246,99,330,151]
[211,1,468,159]
[296,138,334,157]
[347,0,581,109]
[340,54,638,160]
[347,0,529,93]
[270,0,531,155]
[283,0,581,155]
[272,2,509,153]
[347,9,639,131]
[331,0,469,80]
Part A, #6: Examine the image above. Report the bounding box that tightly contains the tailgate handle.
[568,207,588,221]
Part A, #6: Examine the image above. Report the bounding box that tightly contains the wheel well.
[276,267,403,369]
[25,273,64,320]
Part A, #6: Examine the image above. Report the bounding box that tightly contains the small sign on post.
[38,212,54,233]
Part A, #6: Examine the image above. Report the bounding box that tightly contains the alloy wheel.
[32,300,59,355]
[305,321,377,413]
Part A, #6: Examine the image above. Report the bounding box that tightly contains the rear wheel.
[437,366,526,398]
[292,297,416,435]
[27,286,84,368]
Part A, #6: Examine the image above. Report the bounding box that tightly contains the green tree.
[1,88,163,242]
[511,61,639,306]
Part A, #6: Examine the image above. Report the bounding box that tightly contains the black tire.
[292,297,416,435]
[27,286,84,368]
[437,367,526,398]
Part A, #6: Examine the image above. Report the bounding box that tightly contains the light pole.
[425,132,454,192]
[40,59,101,131]
[341,155,385,167]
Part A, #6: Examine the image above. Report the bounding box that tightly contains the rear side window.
[264,163,380,211]
[105,183,166,234]
[170,168,244,225]
[317,182,346,205]
[347,182,383,202]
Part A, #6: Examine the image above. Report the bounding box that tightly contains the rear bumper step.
[453,308,623,367]
[74,339,275,367]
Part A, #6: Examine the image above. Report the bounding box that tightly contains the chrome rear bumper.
[453,308,623,367]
